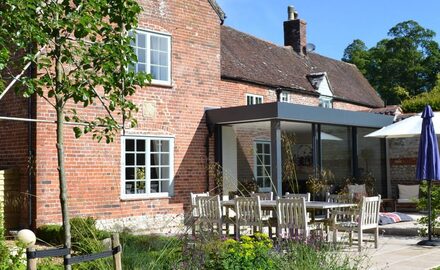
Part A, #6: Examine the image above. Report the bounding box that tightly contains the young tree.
[0,1,149,268]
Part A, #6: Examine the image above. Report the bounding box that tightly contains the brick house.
[0,2,393,232]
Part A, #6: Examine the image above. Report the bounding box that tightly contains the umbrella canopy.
[365,112,440,138]
[416,105,440,181]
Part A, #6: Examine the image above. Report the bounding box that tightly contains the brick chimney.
[283,6,307,55]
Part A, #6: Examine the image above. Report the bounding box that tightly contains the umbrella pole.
[428,179,432,242]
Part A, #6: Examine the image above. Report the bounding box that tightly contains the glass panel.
[151,36,159,50]
[138,49,146,63]
[151,51,159,65]
[151,167,159,179]
[150,154,160,166]
[161,167,169,179]
[159,52,167,65]
[357,128,385,195]
[161,154,169,165]
[161,140,169,152]
[136,140,145,152]
[136,154,145,166]
[150,181,159,193]
[136,167,145,180]
[264,179,270,188]
[256,166,262,176]
[125,182,135,194]
[150,66,159,79]
[257,178,263,187]
[321,125,352,187]
[126,139,135,151]
[138,33,146,48]
[151,140,160,152]
[159,67,168,81]
[137,64,146,72]
[264,155,270,164]
[126,154,135,165]
[160,181,169,193]
[125,168,135,180]
[264,144,270,153]
[136,181,146,194]
[256,143,262,153]
[159,37,168,51]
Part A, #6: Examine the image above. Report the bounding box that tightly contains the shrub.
[36,225,64,246]
[417,181,440,236]
[0,203,26,270]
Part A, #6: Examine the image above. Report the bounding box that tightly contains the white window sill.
[150,80,172,88]
[120,193,171,201]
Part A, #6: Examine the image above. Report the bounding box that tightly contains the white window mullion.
[146,138,151,195]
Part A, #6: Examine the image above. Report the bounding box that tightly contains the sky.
[216,0,440,60]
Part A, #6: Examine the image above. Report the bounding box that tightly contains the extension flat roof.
[206,102,394,128]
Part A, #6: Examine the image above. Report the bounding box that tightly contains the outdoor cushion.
[379,212,413,225]
[398,184,419,201]
[397,198,416,203]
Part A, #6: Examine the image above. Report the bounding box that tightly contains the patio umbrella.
[415,105,440,246]
[365,105,440,246]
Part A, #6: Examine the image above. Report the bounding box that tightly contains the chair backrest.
[191,192,209,216]
[284,192,311,202]
[250,192,273,201]
[359,195,381,229]
[276,197,309,237]
[348,184,367,199]
[196,195,222,222]
[235,196,262,225]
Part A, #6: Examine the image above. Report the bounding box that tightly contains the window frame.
[319,96,333,108]
[253,140,272,192]
[121,135,175,200]
[280,91,290,103]
[246,94,263,105]
[130,28,172,86]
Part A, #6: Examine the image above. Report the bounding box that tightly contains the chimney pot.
[287,6,297,20]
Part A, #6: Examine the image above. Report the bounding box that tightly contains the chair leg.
[235,222,240,240]
[374,227,379,249]
[358,230,363,252]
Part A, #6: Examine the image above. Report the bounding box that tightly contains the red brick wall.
[33,0,222,228]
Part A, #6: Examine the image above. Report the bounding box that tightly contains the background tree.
[401,74,440,112]
[343,20,440,105]
[0,1,149,268]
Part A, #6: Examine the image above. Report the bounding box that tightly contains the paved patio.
[337,213,440,270]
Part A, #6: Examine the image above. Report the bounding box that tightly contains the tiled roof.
[207,0,225,23]
[221,26,384,108]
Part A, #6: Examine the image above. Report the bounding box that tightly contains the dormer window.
[307,72,334,109]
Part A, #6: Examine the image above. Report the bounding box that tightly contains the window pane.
[151,167,159,179]
[137,154,145,166]
[138,49,146,63]
[256,143,262,153]
[159,67,168,81]
[264,155,270,164]
[161,140,169,152]
[257,178,263,187]
[136,181,146,194]
[256,166,262,176]
[159,52,167,65]
[161,154,169,165]
[151,51,159,65]
[264,144,270,153]
[161,167,170,179]
[150,181,159,193]
[151,36,159,50]
[136,167,145,180]
[161,181,169,193]
[150,66,159,79]
[151,154,160,166]
[151,140,160,152]
[126,139,135,151]
[125,167,135,180]
[159,37,168,51]
[138,34,146,48]
[125,182,135,194]
[137,140,145,151]
[137,64,146,72]
[126,154,135,165]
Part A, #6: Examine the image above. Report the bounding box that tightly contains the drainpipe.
[205,133,210,192]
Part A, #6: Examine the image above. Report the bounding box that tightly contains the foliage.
[417,181,440,236]
[343,20,440,105]
[120,233,182,270]
[37,224,64,246]
[401,74,440,112]
[306,169,335,195]
[282,132,299,193]
[0,203,26,270]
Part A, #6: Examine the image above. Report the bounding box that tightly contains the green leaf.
[73,127,82,138]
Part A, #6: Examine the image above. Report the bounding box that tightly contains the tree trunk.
[55,40,71,269]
